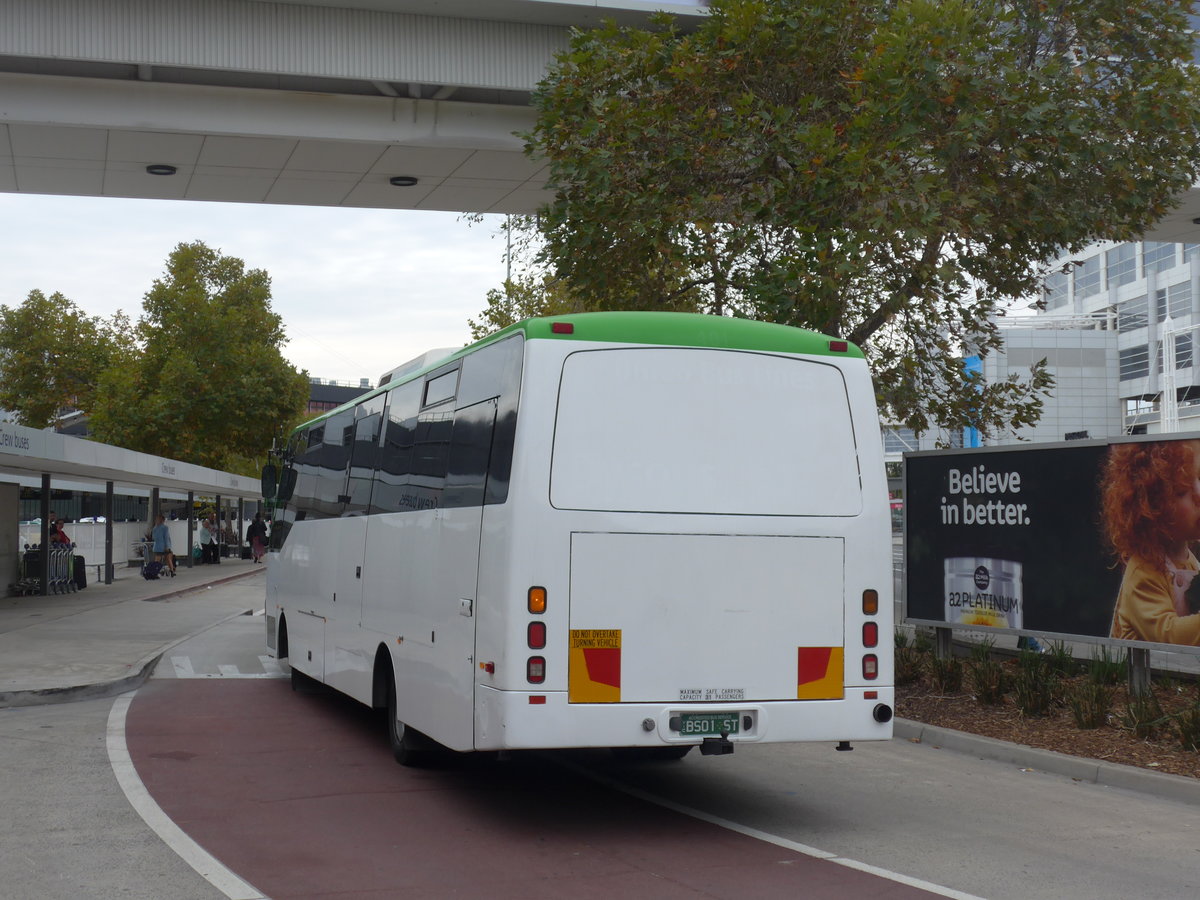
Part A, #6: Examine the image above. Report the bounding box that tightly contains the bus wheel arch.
[375,646,435,767]
[276,614,289,661]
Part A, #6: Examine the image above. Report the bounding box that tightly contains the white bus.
[263,312,893,763]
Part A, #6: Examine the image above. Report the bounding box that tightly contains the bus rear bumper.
[473,685,894,751]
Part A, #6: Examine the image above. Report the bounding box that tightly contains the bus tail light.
[528,586,547,614]
[862,622,878,648]
[528,621,547,649]
[551,322,574,334]
[527,656,546,684]
[829,340,848,352]
[862,654,878,680]
[862,589,878,615]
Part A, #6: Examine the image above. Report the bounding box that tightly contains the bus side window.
[290,427,320,520]
[410,408,452,507]
[345,395,384,516]
[372,380,421,513]
[311,409,354,517]
[456,334,524,506]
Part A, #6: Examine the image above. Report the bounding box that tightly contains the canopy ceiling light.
[389,175,419,187]
[146,164,177,176]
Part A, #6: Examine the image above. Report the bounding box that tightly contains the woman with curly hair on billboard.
[1103,439,1200,645]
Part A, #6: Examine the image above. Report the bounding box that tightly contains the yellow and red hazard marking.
[797,647,844,699]
[568,629,621,702]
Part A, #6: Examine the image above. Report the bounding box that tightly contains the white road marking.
[106,694,267,900]
[166,656,286,679]
[554,756,986,900]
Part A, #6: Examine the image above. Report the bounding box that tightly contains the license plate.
[677,712,740,736]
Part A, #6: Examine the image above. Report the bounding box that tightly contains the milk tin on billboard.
[943,557,1023,629]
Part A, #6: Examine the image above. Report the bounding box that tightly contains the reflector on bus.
[528,586,547,614]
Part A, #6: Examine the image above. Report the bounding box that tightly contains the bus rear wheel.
[386,675,434,767]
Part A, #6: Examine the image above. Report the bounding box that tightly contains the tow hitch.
[699,732,735,756]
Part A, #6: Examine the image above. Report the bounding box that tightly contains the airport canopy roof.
[0,421,260,500]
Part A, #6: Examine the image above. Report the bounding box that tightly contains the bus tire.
[386,674,433,767]
[290,665,318,694]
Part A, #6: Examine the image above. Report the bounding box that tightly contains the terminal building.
[881,240,1200,518]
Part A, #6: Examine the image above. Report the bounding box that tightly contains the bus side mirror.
[278,467,297,503]
[261,463,278,500]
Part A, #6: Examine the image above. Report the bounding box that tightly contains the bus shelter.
[0,421,260,595]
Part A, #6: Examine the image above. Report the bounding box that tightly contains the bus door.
[326,397,382,698]
[425,397,497,752]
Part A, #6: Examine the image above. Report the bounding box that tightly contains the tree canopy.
[525,0,1200,438]
[89,241,310,472]
[0,289,133,429]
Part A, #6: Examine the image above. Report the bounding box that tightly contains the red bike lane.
[125,679,945,900]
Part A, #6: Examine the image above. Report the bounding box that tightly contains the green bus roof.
[501,312,864,359]
[295,312,862,433]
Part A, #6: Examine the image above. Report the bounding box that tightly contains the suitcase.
[143,561,163,580]
[73,555,87,590]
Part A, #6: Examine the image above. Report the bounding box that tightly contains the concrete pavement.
[0,557,265,708]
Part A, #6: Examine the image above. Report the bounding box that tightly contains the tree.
[526,0,1200,438]
[463,215,593,340]
[0,289,133,429]
[89,241,310,473]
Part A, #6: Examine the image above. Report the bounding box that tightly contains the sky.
[0,193,510,386]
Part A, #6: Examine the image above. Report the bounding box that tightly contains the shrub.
[1066,681,1113,729]
[929,654,964,693]
[1121,690,1167,740]
[967,656,1008,706]
[1177,704,1200,752]
[1013,665,1059,717]
[1043,641,1077,676]
[895,645,925,686]
[913,630,935,654]
[969,637,995,663]
[1087,647,1124,685]
[1016,645,1049,676]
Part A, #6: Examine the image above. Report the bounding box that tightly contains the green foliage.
[1066,681,1113,730]
[1087,647,1125,686]
[526,0,1200,438]
[1012,665,1059,718]
[0,290,134,428]
[89,241,309,473]
[1042,641,1077,677]
[1177,704,1200,752]
[929,654,963,693]
[912,629,935,654]
[465,214,595,340]
[1121,689,1168,741]
[893,630,926,685]
[965,639,1006,705]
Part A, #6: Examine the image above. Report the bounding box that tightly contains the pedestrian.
[199,518,219,564]
[152,513,176,576]
[247,512,268,564]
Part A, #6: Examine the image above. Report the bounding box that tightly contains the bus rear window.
[549,348,862,516]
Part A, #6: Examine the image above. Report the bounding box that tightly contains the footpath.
[0,557,264,708]
[1,558,1196,804]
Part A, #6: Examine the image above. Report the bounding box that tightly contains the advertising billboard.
[905,436,1200,649]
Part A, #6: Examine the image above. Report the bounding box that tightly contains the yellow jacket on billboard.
[1110,553,1200,646]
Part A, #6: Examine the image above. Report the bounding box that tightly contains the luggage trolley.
[9,542,77,595]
